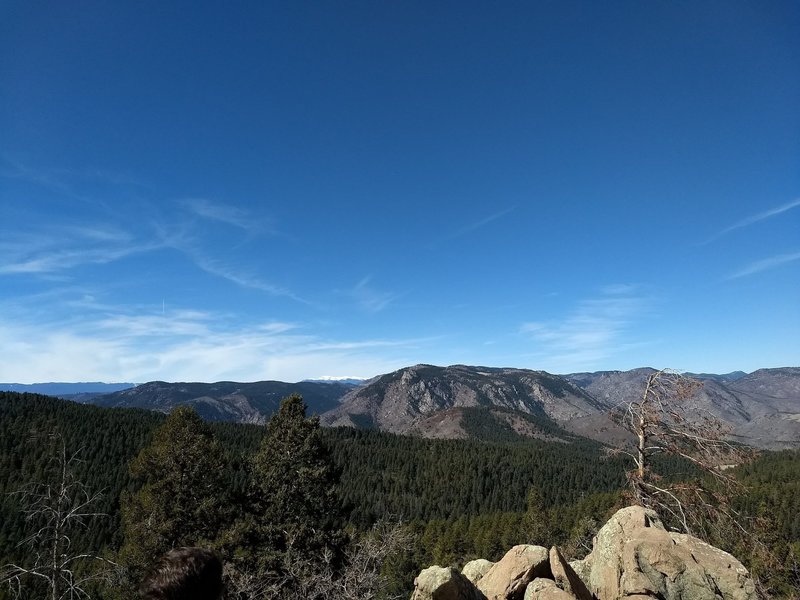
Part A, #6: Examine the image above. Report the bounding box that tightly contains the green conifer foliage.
[522,487,551,546]
[248,394,345,571]
[118,407,228,577]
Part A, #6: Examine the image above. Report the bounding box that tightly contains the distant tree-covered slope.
[0,392,163,564]
[88,379,355,422]
[0,382,136,395]
[324,426,630,526]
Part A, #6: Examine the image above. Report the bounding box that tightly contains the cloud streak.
[182,198,269,234]
[705,198,800,243]
[727,251,800,280]
[444,206,516,241]
[520,286,648,371]
[350,277,397,313]
[188,252,309,303]
[0,226,163,274]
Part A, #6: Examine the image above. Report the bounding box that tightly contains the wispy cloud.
[93,310,221,338]
[600,283,639,295]
[0,226,163,274]
[1,158,86,200]
[147,220,309,304]
[0,302,422,383]
[444,206,516,241]
[189,253,308,302]
[306,336,436,351]
[520,286,648,370]
[727,251,800,280]
[0,218,309,304]
[705,198,800,244]
[350,277,397,313]
[1,159,303,302]
[0,157,150,207]
[182,198,269,234]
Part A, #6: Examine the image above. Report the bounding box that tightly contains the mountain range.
[0,382,136,396]
[12,365,800,449]
[321,365,800,449]
[87,380,357,423]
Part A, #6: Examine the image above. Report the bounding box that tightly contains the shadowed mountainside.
[91,380,357,423]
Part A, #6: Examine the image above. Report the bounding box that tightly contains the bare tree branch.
[1,435,118,600]
[223,518,413,600]
[610,369,756,536]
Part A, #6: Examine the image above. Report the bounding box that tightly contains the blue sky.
[1,1,798,383]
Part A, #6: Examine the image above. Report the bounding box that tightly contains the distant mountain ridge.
[322,364,800,449]
[321,364,605,437]
[683,371,748,383]
[0,382,136,396]
[89,380,357,423]
[19,365,799,449]
[561,367,800,449]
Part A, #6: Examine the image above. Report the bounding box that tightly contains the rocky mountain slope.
[562,367,800,449]
[323,365,799,449]
[72,365,799,448]
[91,380,356,423]
[321,364,606,436]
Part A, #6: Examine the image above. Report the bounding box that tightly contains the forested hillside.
[2,391,799,598]
[328,427,628,525]
[0,392,627,560]
[0,392,163,563]
[91,380,355,423]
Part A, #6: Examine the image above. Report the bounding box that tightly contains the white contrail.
[705,198,800,243]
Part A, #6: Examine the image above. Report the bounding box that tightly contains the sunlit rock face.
[410,505,757,600]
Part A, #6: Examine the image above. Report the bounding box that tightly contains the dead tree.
[225,519,413,600]
[1,437,116,600]
[611,369,754,536]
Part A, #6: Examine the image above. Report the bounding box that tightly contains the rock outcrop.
[570,506,756,600]
[548,546,591,600]
[410,506,757,600]
[476,545,550,600]
[462,559,495,584]
[524,578,576,600]
[411,566,486,600]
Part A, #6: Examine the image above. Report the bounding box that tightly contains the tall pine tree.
[118,407,229,579]
[245,394,345,573]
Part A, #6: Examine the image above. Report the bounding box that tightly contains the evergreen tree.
[245,394,345,573]
[118,407,228,579]
[522,487,550,546]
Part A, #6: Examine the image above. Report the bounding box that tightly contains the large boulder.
[569,506,757,600]
[463,559,495,584]
[476,545,551,600]
[523,578,577,600]
[548,547,592,600]
[411,566,486,600]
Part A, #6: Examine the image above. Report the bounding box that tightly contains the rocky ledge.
[410,506,756,600]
